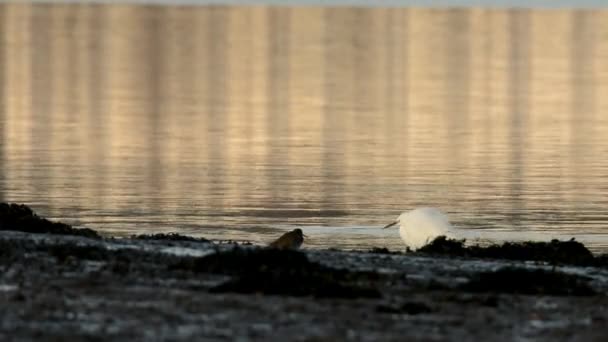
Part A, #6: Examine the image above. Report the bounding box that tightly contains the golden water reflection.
[1,4,608,251]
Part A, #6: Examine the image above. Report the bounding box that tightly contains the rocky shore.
[1,203,607,341]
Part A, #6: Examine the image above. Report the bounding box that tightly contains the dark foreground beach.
[1,203,607,341]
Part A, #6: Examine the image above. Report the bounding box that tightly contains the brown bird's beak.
[383,221,398,229]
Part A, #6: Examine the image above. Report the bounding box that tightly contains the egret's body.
[384,207,454,249]
[382,207,598,249]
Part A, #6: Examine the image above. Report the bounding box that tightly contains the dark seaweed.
[368,247,404,255]
[131,233,210,243]
[418,236,605,267]
[0,203,99,239]
[172,247,381,298]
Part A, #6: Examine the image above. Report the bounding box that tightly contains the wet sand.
[1,203,608,341]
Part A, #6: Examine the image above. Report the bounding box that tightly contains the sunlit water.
[1,3,608,252]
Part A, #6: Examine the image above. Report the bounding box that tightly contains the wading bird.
[269,228,307,250]
[383,207,455,249]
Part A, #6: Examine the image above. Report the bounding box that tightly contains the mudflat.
[1,203,607,341]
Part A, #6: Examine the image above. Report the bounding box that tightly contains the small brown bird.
[269,228,307,250]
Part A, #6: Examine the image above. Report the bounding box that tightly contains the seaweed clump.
[418,236,604,267]
[368,247,404,255]
[131,233,210,243]
[417,236,468,256]
[172,247,381,299]
[0,203,99,239]
[463,267,596,296]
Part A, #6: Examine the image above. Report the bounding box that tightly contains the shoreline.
[1,203,608,340]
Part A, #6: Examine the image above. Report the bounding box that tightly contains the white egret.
[382,208,596,250]
[383,207,456,249]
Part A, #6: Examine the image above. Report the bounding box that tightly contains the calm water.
[1,3,608,251]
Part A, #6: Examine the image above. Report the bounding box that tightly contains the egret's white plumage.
[383,207,455,249]
[383,207,580,249]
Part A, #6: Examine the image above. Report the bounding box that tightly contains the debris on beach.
[131,232,210,243]
[368,247,404,255]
